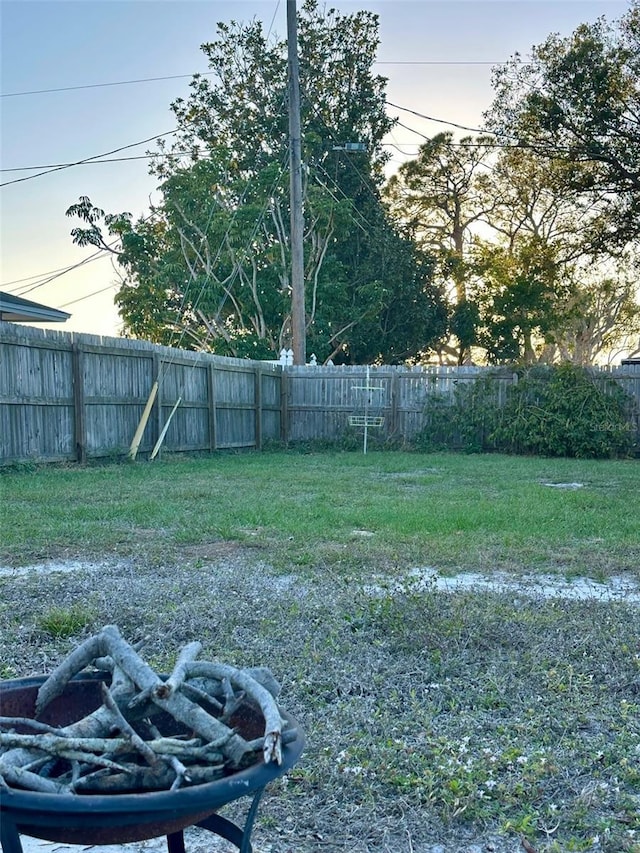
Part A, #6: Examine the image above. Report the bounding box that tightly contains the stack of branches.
[0,626,296,794]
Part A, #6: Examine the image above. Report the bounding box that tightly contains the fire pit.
[0,637,305,853]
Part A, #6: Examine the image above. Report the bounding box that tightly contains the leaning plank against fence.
[0,323,282,464]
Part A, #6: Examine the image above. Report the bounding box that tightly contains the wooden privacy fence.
[1,322,639,464]
[284,364,517,442]
[286,362,640,444]
[0,324,283,464]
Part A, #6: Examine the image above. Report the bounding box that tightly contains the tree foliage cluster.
[67,1,639,366]
[68,1,446,364]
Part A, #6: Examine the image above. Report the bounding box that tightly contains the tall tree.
[472,237,576,363]
[485,1,640,249]
[385,132,498,362]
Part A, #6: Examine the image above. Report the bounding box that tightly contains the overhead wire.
[9,246,115,296]
[1,73,214,98]
[0,151,199,173]
[299,81,391,232]
[2,264,85,287]
[393,119,520,150]
[57,284,119,308]
[4,209,158,298]
[0,129,180,187]
[1,59,528,99]
[385,100,514,138]
[311,165,371,236]
[0,101,520,184]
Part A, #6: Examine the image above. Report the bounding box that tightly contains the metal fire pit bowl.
[0,672,305,853]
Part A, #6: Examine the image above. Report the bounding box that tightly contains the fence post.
[153,354,162,448]
[208,363,217,451]
[280,368,289,444]
[254,366,263,450]
[390,371,399,439]
[72,343,86,463]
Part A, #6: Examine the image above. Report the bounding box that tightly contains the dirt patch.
[370,567,640,604]
[180,540,261,560]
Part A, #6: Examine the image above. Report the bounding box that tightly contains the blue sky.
[0,0,630,336]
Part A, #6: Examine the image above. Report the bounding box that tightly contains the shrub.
[414,364,637,459]
[493,364,636,458]
[414,373,505,453]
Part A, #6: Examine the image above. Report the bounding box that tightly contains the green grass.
[1,450,638,578]
[36,603,96,638]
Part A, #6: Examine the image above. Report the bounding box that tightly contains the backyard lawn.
[1,450,639,852]
[2,450,639,576]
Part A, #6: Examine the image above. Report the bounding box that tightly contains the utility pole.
[287,0,306,365]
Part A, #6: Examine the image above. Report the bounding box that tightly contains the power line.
[312,165,372,236]
[10,248,113,296]
[376,61,520,65]
[393,120,519,150]
[1,60,525,99]
[10,207,162,296]
[2,129,520,176]
[2,264,81,287]
[0,151,197,173]
[385,100,512,138]
[2,0,282,104]
[0,129,179,187]
[1,73,213,98]
[57,284,118,309]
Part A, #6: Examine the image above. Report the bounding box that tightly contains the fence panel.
[1,328,76,461]
[0,324,282,463]
[159,361,210,452]
[82,347,157,455]
[213,365,256,448]
[1,321,638,464]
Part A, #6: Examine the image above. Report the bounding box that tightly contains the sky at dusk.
[0,0,630,338]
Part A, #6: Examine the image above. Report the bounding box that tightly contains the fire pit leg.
[0,816,22,853]
[194,786,266,853]
[166,832,186,853]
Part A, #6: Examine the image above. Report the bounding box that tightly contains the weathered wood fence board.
[1,322,638,464]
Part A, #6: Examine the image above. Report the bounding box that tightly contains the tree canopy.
[68,1,639,366]
[67,1,446,364]
[386,129,640,365]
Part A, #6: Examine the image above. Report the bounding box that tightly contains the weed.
[37,604,95,638]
